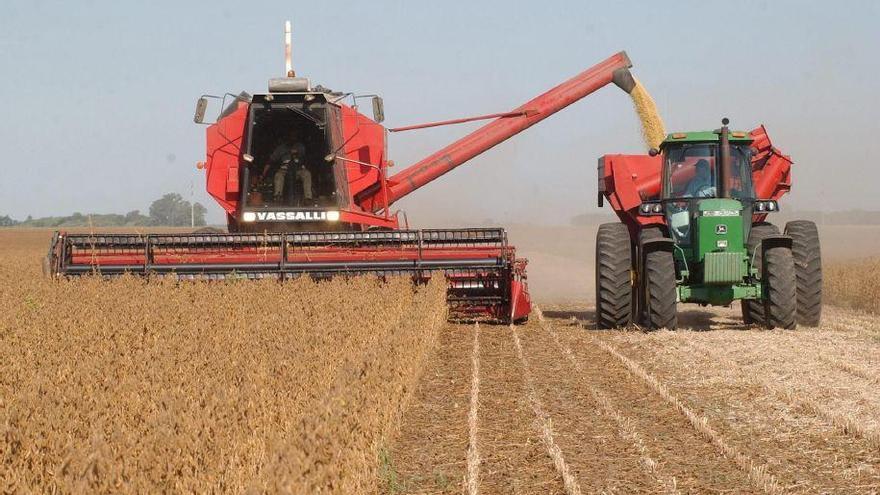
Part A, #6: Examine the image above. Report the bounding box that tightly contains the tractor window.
[729,145,755,200]
[663,144,717,199]
[245,105,338,208]
[663,143,754,200]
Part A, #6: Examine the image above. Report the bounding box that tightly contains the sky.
[0,0,878,225]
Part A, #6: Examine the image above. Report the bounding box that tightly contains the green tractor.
[596,119,822,330]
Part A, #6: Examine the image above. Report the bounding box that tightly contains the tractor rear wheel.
[785,220,822,327]
[595,223,632,329]
[763,244,797,329]
[643,245,678,330]
[741,222,779,325]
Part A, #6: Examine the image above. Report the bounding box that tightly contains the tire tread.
[785,220,822,326]
[595,223,632,329]
[644,248,677,329]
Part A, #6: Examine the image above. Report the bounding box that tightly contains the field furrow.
[388,324,473,494]
[516,316,670,494]
[473,325,566,494]
[543,312,764,494]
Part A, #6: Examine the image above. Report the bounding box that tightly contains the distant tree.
[0,215,18,227]
[149,193,204,226]
[193,203,207,226]
[125,210,142,223]
[123,210,151,226]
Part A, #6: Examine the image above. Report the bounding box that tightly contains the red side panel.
[749,125,792,201]
[204,102,249,215]
[599,154,665,232]
[339,105,386,201]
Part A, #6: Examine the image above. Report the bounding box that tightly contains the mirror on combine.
[372,96,385,123]
[193,97,209,124]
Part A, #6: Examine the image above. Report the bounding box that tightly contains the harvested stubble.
[0,236,446,494]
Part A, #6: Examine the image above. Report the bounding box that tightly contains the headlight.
[639,202,664,216]
[754,200,779,213]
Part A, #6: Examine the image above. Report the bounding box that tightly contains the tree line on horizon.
[0,193,208,228]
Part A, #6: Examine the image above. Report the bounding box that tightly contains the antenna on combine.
[284,20,294,77]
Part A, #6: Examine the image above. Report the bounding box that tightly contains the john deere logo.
[715,224,728,234]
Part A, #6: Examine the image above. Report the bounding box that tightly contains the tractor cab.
[657,127,759,250]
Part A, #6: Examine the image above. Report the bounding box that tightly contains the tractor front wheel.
[763,244,797,329]
[785,220,822,327]
[643,246,678,330]
[595,223,632,329]
[742,222,779,325]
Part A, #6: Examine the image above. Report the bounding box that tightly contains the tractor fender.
[760,234,793,253]
[640,237,675,253]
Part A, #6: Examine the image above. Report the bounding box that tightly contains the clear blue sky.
[1,0,877,225]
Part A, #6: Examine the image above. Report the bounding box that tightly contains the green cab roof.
[660,130,753,148]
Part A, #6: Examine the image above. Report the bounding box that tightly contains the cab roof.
[660,130,753,148]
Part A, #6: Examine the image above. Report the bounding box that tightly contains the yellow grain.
[629,78,666,150]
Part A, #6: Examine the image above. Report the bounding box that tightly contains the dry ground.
[388,224,880,494]
[389,304,880,494]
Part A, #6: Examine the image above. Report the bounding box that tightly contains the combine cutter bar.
[47,228,531,323]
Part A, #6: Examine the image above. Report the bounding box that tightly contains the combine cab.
[597,119,822,329]
[47,24,642,323]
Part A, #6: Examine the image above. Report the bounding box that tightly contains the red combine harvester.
[47,28,639,323]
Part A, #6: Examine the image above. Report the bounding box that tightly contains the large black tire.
[741,222,779,325]
[643,246,678,330]
[595,223,632,329]
[763,244,797,329]
[785,220,822,327]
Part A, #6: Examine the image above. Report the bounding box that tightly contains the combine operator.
[260,134,315,206]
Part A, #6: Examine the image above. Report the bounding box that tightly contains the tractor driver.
[685,159,716,198]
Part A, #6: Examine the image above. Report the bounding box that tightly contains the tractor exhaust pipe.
[718,117,731,198]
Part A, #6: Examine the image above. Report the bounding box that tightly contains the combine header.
[47,24,641,323]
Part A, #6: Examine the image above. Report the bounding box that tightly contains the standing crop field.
[5,228,880,494]
[0,230,446,493]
